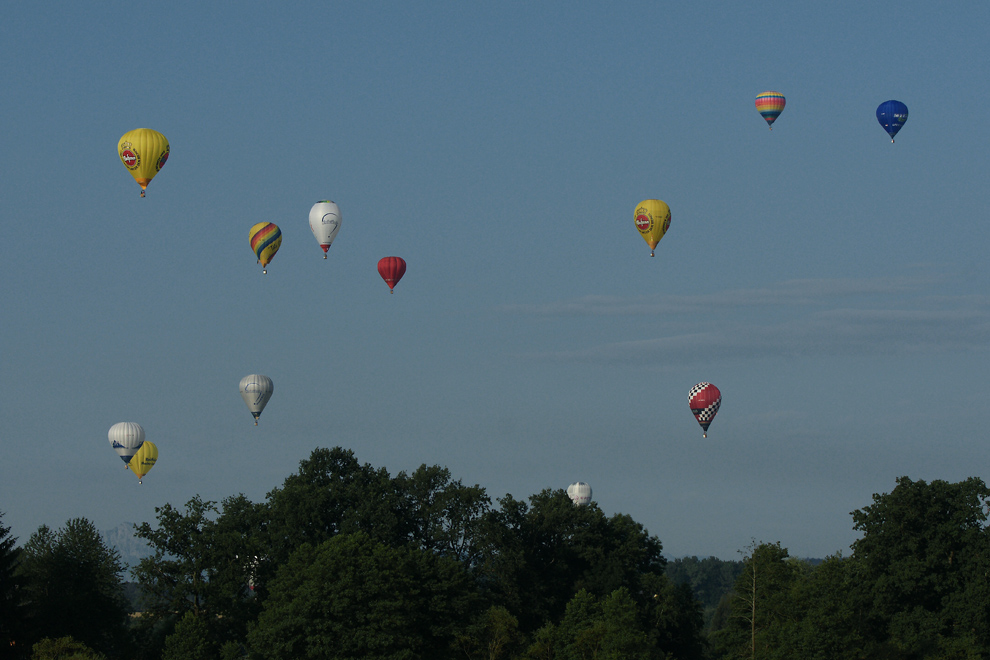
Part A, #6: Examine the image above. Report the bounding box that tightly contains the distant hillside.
[101,523,153,573]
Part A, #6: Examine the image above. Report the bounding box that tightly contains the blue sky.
[2,1,988,560]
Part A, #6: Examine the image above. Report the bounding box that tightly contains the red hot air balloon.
[688,382,721,438]
[377,256,406,293]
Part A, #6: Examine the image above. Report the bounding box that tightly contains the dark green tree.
[641,573,705,660]
[0,511,24,659]
[29,636,105,660]
[393,464,491,564]
[133,494,266,658]
[133,496,219,623]
[850,476,990,657]
[160,611,213,660]
[475,489,666,632]
[775,555,867,660]
[666,555,744,628]
[17,519,130,658]
[247,531,480,659]
[535,588,652,660]
[712,542,799,660]
[263,447,412,560]
[452,605,523,660]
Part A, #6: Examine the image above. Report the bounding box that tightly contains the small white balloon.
[567,482,592,506]
[239,375,274,425]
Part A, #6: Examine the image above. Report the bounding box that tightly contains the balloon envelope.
[118,128,169,196]
[688,382,722,437]
[377,256,406,292]
[128,441,158,483]
[239,374,274,425]
[755,91,786,129]
[249,223,282,272]
[634,200,671,257]
[567,482,592,506]
[108,422,145,464]
[876,100,908,142]
[309,201,342,257]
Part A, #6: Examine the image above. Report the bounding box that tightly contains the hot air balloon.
[118,128,169,197]
[309,201,342,258]
[378,256,406,293]
[876,100,908,142]
[567,482,592,506]
[128,441,158,484]
[239,374,274,425]
[755,91,786,129]
[249,223,282,274]
[634,200,671,257]
[688,382,721,438]
[108,422,145,465]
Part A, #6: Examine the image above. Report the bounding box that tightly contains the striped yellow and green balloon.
[249,222,282,273]
[117,128,169,196]
[755,91,786,129]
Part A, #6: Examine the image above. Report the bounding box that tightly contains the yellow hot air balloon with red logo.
[118,128,170,197]
[634,200,671,257]
[128,441,158,484]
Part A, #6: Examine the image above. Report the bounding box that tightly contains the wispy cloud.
[498,276,939,316]
[507,276,990,364]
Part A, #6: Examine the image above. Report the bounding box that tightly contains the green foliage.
[30,636,105,660]
[93,447,704,659]
[453,605,523,660]
[218,641,245,660]
[132,494,266,656]
[525,588,652,660]
[707,477,990,659]
[666,555,744,627]
[160,612,213,660]
[393,464,491,564]
[475,489,666,632]
[16,519,130,658]
[133,496,219,621]
[642,573,705,660]
[247,531,480,659]
[15,453,990,660]
[851,476,990,657]
[775,554,866,660]
[712,541,800,660]
[263,447,411,558]
[0,511,24,659]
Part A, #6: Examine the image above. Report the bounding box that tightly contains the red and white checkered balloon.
[688,382,721,437]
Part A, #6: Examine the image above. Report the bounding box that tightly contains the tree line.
[1,447,988,659]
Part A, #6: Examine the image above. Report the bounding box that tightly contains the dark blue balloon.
[876,100,908,142]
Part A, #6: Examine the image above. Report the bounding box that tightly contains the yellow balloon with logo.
[128,441,158,484]
[249,222,282,274]
[634,199,671,257]
[118,128,170,197]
